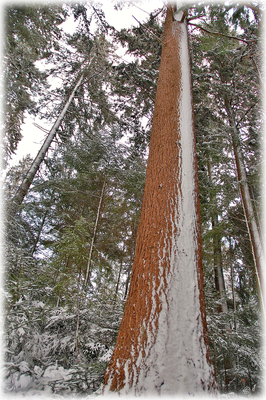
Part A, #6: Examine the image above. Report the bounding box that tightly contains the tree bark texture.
[104,6,215,395]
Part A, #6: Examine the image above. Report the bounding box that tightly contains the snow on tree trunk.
[103,6,215,395]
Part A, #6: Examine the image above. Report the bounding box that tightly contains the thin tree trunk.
[31,210,48,255]
[123,259,132,300]
[114,245,124,302]
[123,222,139,299]
[104,6,215,395]
[212,215,228,313]
[229,239,237,330]
[213,339,218,382]
[84,181,105,288]
[207,160,228,313]
[224,95,265,313]
[75,298,80,363]
[12,73,84,209]
[75,274,82,364]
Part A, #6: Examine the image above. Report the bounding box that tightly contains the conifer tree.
[104,5,215,394]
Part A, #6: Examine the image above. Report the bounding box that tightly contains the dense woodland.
[2,0,264,396]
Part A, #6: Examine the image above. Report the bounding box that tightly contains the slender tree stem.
[75,275,81,364]
[31,210,49,255]
[84,181,105,288]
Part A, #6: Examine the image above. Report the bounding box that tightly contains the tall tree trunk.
[103,6,215,395]
[11,73,84,210]
[224,95,265,313]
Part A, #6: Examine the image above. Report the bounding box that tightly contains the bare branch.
[188,22,256,45]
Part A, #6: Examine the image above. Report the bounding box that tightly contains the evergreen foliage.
[2,1,264,396]
[3,5,68,161]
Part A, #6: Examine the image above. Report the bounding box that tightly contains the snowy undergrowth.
[3,360,262,399]
[4,360,110,397]
[3,286,121,397]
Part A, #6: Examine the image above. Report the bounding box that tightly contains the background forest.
[2,0,264,397]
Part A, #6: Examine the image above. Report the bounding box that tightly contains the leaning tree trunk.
[11,73,84,210]
[224,95,265,313]
[103,6,215,395]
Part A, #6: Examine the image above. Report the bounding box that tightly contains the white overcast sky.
[3,0,167,167]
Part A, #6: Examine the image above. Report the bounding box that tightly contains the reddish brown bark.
[104,6,214,394]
